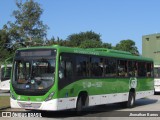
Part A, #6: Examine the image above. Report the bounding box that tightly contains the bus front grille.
[18,102,42,109]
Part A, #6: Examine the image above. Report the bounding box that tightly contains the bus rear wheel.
[120,92,135,108]
[127,92,135,108]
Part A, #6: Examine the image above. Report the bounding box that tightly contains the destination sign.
[16,49,56,57]
[19,50,52,57]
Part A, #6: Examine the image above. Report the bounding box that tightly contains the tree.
[66,31,102,47]
[7,0,48,45]
[0,28,12,62]
[115,39,139,55]
[102,43,112,49]
[46,36,68,46]
[79,40,102,48]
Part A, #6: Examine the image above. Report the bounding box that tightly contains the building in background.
[142,33,160,64]
[142,33,160,93]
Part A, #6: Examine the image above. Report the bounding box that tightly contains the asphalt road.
[1,95,160,120]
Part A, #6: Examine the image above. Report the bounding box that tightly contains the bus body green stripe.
[58,78,154,98]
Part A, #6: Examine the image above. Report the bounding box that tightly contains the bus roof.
[16,45,153,62]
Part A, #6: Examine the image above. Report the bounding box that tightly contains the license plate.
[24,103,32,108]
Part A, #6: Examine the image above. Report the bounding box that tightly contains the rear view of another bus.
[0,64,12,91]
[154,64,160,94]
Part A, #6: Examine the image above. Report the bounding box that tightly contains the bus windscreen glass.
[12,49,56,92]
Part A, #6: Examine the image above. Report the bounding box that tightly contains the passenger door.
[58,53,74,90]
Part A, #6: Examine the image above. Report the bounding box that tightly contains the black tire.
[154,90,157,95]
[127,92,135,108]
[154,92,157,95]
[84,95,89,107]
[76,96,83,115]
[120,92,135,108]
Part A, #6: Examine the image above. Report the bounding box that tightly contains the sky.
[1,0,160,53]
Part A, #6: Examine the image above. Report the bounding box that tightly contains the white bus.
[0,64,12,91]
[154,64,160,94]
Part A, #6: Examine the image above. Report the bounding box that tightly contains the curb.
[0,106,10,110]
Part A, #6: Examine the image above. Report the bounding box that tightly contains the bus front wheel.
[76,96,83,115]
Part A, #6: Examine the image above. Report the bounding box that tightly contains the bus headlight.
[45,92,55,101]
[10,91,16,100]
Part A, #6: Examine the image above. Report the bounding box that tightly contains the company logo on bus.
[129,78,137,89]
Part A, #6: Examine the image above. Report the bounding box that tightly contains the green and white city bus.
[10,45,154,111]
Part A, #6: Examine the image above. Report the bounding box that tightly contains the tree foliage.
[0,28,12,62]
[79,40,102,48]
[102,43,112,49]
[0,0,49,63]
[46,31,113,49]
[7,0,48,43]
[66,31,102,47]
[114,39,139,55]
[46,36,68,46]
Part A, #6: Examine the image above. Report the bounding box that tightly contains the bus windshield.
[13,58,55,90]
[12,50,56,91]
[1,67,12,81]
[154,67,160,78]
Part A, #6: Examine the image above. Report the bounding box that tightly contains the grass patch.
[0,96,10,108]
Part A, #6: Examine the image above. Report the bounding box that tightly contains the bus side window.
[128,61,138,77]
[59,61,65,79]
[138,62,147,77]
[76,55,89,77]
[154,67,160,78]
[146,62,153,77]
[90,57,103,77]
[104,58,117,77]
[66,61,73,79]
[59,55,73,80]
[117,60,128,77]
